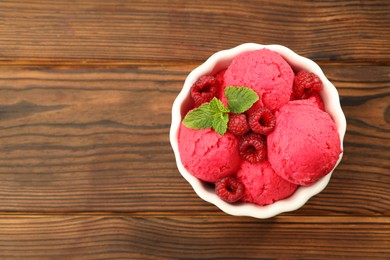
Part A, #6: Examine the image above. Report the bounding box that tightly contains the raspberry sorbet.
[236,161,298,206]
[175,46,343,210]
[178,124,242,183]
[223,48,294,111]
[267,102,342,186]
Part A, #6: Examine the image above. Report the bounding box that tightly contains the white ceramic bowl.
[170,43,346,218]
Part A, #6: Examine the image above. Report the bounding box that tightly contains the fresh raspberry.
[248,107,275,135]
[190,75,219,107]
[293,71,322,99]
[215,176,245,203]
[239,132,267,163]
[227,113,250,136]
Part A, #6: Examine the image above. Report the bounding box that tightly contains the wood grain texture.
[0,215,389,259]
[0,1,389,258]
[0,0,389,64]
[0,65,388,216]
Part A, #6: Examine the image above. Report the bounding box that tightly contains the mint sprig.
[212,109,229,135]
[182,102,213,130]
[182,87,259,135]
[209,97,229,114]
[225,86,259,114]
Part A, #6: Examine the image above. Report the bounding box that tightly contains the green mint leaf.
[182,103,213,129]
[225,86,259,114]
[182,97,230,135]
[212,112,229,135]
[209,97,229,114]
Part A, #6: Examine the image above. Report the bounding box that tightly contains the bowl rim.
[169,43,347,218]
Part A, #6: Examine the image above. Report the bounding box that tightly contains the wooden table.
[0,1,389,259]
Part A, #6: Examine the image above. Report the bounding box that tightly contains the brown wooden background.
[0,0,389,259]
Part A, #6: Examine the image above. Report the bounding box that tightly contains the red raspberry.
[248,107,275,135]
[293,71,322,99]
[215,176,245,203]
[190,75,219,107]
[239,132,267,163]
[227,113,250,136]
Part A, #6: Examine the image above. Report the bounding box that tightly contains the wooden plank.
[0,65,388,215]
[0,0,389,64]
[0,215,388,259]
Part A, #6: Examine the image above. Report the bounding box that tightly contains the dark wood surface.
[0,1,389,259]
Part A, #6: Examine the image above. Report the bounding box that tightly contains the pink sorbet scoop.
[222,48,294,112]
[267,102,342,186]
[178,124,242,183]
[236,161,298,206]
